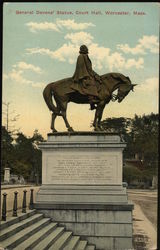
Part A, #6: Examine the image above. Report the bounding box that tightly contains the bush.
[123,166,143,185]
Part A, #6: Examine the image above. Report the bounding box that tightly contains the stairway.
[0,210,96,250]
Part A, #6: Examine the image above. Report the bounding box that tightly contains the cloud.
[9,69,33,85]
[65,32,93,45]
[26,32,145,71]
[5,62,45,89]
[27,44,144,71]
[26,22,60,33]
[139,36,159,53]
[26,45,78,63]
[26,47,54,56]
[117,43,145,55]
[9,69,45,88]
[56,19,95,30]
[26,19,95,33]
[125,58,144,69]
[137,77,159,93]
[13,61,42,73]
[51,44,78,63]
[26,42,144,71]
[90,45,144,70]
[87,43,111,70]
[107,52,125,71]
[117,35,159,54]
[26,31,94,62]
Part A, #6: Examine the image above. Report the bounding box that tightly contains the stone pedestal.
[4,168,10,183]
[35,132,134,250]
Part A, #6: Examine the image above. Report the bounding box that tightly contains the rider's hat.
[79,45,88,54]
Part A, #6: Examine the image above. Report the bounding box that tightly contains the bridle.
[111,84,128,102]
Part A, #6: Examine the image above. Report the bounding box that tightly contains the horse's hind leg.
[62,111,74,132]
[61,102,74,132]
[51,112,57,132]
[51,97,62,132]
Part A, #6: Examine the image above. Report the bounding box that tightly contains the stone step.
[48,231,72,250]
[0,211,98,250]
[0,217,51,249]
[75,240,88,250]
[86,245,96,250]
[0,209,36,230]
[0,213,44,241]
[32,226,65,250]
[63,236,80,250]
[15,222,58,250]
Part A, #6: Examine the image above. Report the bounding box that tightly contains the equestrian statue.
[43,45,137,132]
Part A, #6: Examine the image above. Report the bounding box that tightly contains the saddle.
[71,79,101,98]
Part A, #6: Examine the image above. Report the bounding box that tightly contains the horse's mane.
[101,72,131,85]
[101,72,123,78]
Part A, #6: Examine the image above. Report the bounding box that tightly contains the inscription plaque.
[44,152,121,185]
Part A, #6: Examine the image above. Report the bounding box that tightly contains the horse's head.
[117,77,137,103]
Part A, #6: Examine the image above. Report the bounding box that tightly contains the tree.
[2,102,20,178]
[130,113,158,173]
[31,130,45,184]
[13,130,44,184]
[100,117,131,135]
[100,117,132,158]
[1,126,15,174]
[100,113,158,179]
[123,166,142,185]
[2,102,20,135]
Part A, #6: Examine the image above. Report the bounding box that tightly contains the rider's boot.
[90,103,97,110]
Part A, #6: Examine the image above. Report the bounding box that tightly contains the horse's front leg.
[93,102,105,131]
[97,104,105,130]
[93,109,99,130]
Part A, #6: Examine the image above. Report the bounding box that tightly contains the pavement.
[128,189,157,250]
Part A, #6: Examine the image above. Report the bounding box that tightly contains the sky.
[2,2,159,138]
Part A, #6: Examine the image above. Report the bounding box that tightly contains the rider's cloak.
[72,54,100,97]
[72,54,94,81]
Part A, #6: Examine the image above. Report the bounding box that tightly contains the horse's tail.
[43,83,58,113]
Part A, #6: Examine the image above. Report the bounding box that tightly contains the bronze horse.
[43,72,136,132]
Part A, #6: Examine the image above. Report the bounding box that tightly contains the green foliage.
[100,117,131,135]
[123,166,152,187]
[101,113,158,177]
[130,113,158,169]
[123,166,142,184]
[13,161,32,179]
[1,127,45,184]
[100,117,133,159]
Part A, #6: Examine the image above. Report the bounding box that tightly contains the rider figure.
[72,45,102,110]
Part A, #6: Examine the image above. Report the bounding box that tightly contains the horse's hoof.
[98,127,104,131]
[94,127,100,131]
[68,127,74,132]
[52,129,57,133]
